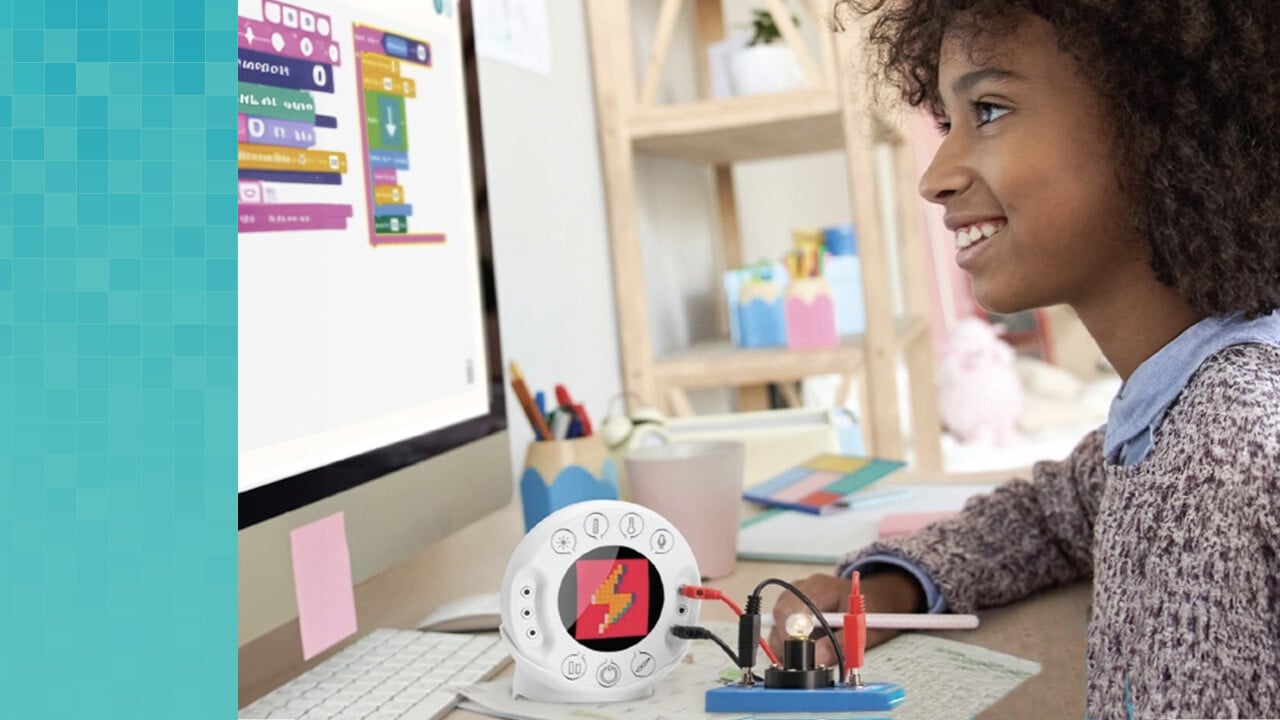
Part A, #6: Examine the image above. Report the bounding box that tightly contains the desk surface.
[239,470,1089,718]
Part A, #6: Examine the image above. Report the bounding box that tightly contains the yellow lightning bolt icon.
[591,563,634,634]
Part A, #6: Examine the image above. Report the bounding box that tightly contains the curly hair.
[836,0,1280,317]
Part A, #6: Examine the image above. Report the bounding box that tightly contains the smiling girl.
[768,3,1280,718]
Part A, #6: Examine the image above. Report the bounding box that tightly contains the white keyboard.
[240,629,511,720]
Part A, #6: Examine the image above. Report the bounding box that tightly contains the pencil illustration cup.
[785,277,838,349]
[737,279,788,348]
[519,435,619,532]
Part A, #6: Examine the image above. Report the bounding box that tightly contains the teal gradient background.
[0,0,236,716]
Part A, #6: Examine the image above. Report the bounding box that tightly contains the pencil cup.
[519,435,620,532]
[624,441,744,579]
[737,279,788,348]
[785,277,839,349]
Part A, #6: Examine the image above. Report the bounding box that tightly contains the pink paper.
[878,511,956,538]
[290,511,358,660]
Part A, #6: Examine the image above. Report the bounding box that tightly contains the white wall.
[478,1,860,466]
[475,3,622,479]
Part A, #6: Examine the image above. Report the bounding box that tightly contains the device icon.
[500,500,701,702]
[631,652,655,678]
[584,512,608,539]
[550,529,576,555]
[561,654,586,681]
[596,661,621,688]
[650,529,673,554]
[620,512,643,539]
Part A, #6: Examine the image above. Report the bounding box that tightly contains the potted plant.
[729,8,804,96]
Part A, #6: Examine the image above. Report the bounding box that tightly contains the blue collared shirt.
[849,311,1280,611]
[1103,312,1280,465]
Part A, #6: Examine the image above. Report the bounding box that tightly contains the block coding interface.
[237,0,488,492]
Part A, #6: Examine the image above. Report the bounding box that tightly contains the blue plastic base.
[705,682,905,713]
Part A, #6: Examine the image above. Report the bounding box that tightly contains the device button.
[630,651,655,678]
[584,512,608,540]
[650,529,673,554]
[550,528,577,555]
[619,512,644,539]
[596,660,621,688]
[561,653,587,681]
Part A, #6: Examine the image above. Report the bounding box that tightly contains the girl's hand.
[767,570,925,668]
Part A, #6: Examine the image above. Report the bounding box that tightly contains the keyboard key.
[401,690,460,720]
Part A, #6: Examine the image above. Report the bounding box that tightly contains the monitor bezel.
[238,0,505,530]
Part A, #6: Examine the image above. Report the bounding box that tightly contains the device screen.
[558,546,664,652]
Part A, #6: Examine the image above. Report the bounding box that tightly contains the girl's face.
[919,14,1147,315]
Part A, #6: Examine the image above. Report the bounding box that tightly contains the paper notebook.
[738,483,997,564]
[742,453,905,514]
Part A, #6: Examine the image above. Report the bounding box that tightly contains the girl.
[769,2,1280,718]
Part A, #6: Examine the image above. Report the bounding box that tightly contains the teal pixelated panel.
[0,0,237,717]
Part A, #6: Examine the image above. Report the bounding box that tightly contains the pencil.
[509,362,553,441]
[761,612,979,631]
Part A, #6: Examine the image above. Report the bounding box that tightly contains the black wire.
[671,624,740,666]
[750,577,846,682]
[670,625,763,681]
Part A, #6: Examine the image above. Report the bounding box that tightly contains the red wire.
[680,585,781,666]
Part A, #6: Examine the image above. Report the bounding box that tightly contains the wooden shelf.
[630,88,846,164]
[585,0,943,471]
[653,316,929,389]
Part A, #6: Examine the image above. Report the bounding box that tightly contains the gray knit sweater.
[841,344,1280,719]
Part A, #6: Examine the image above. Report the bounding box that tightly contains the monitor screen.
[236,0,504,528]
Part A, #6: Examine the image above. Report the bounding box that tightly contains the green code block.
[375,215,409,234]
[239,82,317,124]
[364,91,409,152]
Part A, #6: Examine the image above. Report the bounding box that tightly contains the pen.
[509,362,553,441]
[832,487,911,510]
[554,383,574,409]
[571,402,592,436]
[760,612,979,631]
[549,407,573,440]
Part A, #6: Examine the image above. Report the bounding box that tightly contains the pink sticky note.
[290,511,358,660]
[878,511,956,539]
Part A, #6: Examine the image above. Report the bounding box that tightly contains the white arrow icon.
[244,26,256,45]
[385,106,397,138]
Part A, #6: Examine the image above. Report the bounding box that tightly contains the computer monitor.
[236,0,511,647]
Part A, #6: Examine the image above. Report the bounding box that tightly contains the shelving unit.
[584,0,942,470]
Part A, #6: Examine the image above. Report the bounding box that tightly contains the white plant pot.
[729,43,804,96]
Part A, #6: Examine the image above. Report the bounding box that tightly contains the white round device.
[499,500,701,702]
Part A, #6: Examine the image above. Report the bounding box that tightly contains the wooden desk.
[240,481,1089,718]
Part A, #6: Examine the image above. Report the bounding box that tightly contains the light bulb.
[784,612,815,640]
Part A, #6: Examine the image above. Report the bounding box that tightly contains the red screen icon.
[574,558,649,641]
